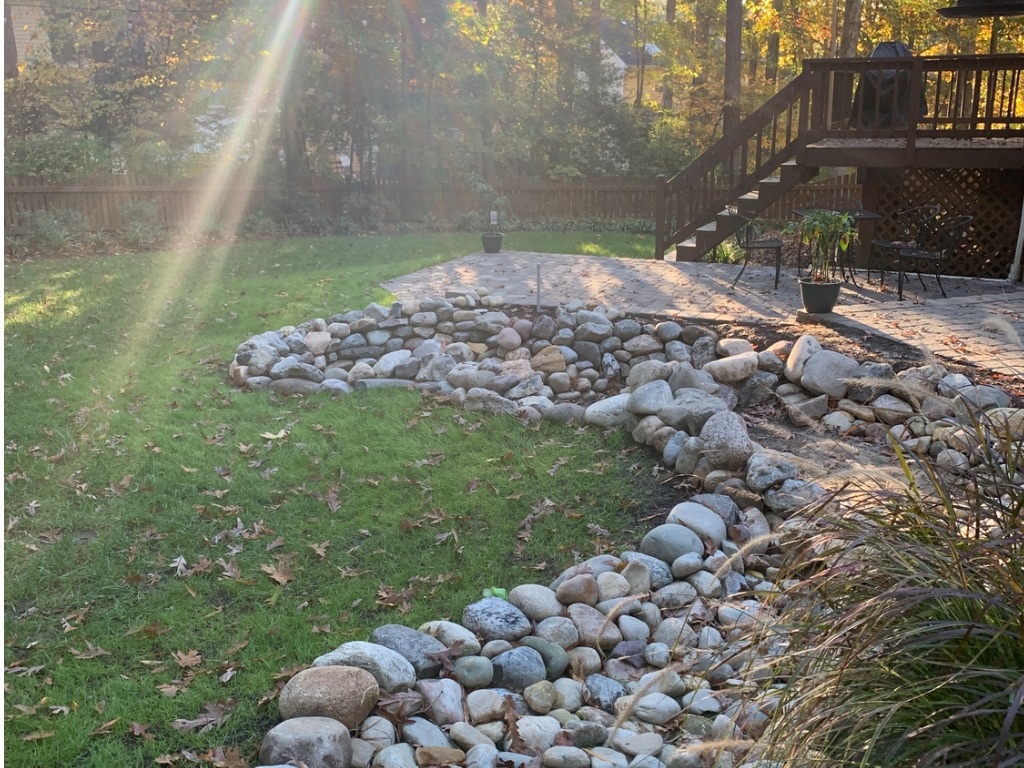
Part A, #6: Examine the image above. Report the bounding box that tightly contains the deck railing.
[656,53,1024,258]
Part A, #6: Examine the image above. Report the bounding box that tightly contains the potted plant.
[786,209,856,313]
[468,173,506,253]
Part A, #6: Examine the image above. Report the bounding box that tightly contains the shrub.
[18,207,88,250]
[240,211,280,237]
[453,210,485,233]
[4,129,108,182]
[117,201,165,250]
[762,412,1024,766]
[342,192,398,231]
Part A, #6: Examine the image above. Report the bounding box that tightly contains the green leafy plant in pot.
[786,209,856,313]
[468,173,506,253]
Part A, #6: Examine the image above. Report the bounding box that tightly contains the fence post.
[654,174,667,259]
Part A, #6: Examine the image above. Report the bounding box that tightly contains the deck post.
[654,174,667,259]
[904,57,922,165]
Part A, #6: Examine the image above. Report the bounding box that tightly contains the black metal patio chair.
[731,217,783,289]
[896,214,973,300]
[869,204,941,285]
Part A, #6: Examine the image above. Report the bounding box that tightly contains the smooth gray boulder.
[260,716,352,768]
[369,625,447,679]
[462,597,533,642]
[639,524,704,565]
[313,640,417,693]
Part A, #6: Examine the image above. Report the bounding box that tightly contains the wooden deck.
[656,54,1024,267]
[802,137,1024,168]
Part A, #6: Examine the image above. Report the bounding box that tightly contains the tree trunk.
[723,0,742,136]
[662,0,675,108]
[765,0,782,84]
[839,0,863,58]
[5,4,18,79]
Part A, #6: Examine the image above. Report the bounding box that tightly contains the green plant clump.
[16,207,90,251]
[118,201,167,250]
[763,411,1024,766]
[785,209,856,282]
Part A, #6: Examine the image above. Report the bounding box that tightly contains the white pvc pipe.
[1012,193,1024,284]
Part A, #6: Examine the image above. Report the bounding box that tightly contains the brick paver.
[383,251,1024,377]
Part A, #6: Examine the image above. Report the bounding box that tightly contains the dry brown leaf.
[21,731,55,741]
[130,722,155,742]
[172,649,203,669]
[260,559,294,586]
[170,699,236,734]
[70,641,110,660]
[88,718,119,736]
[309,540,330,559]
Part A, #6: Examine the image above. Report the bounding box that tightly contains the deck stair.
[673,161,818,261]
[655,53,1024,261]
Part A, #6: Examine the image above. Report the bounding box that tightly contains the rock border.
[232,289,1021,768]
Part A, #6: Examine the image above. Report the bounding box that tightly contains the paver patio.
[383,251,1024,377]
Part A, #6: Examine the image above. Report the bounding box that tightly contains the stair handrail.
[655,69,813,258]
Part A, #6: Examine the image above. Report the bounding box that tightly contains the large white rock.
[584,394,634,428]
[784,334,822,383]
[666,502,727,548]
[800,349,859,398]
[702,351,759,383]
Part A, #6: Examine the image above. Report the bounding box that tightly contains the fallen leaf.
[89,718,119,736]
[547,457,570,476]
[224,640,249,657]
[264,536,285,552]
[260,429,288,440]
[154,755,177,765]
[169,555,188,576]
[173,649,203,669]
[129,722,155,742]
[260,558,294,586]
[170,699,236,734]
[70,641,110,660]
[217,558,242,581]
[21,731,55,741]
[218,668,237,683]
[425,639,465,672]
[326,486,340,514]
[309,540,330,559]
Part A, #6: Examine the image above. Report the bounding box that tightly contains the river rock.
[462,598,533,642]
[370,625,447,679]
[509,584,565,621]
[313,640,417,693]
[640,524,704,565]
[279,665,379,728]
[260,716,352,768]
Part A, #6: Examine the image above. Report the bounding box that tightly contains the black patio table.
[792,207,882,285]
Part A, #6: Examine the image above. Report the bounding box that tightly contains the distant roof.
[600,20,660,65]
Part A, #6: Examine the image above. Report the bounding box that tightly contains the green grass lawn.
[4,232,661,766]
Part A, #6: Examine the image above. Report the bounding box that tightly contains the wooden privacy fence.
[5,174,861,233]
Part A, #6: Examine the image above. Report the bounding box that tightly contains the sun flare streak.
[107,0,311,388]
